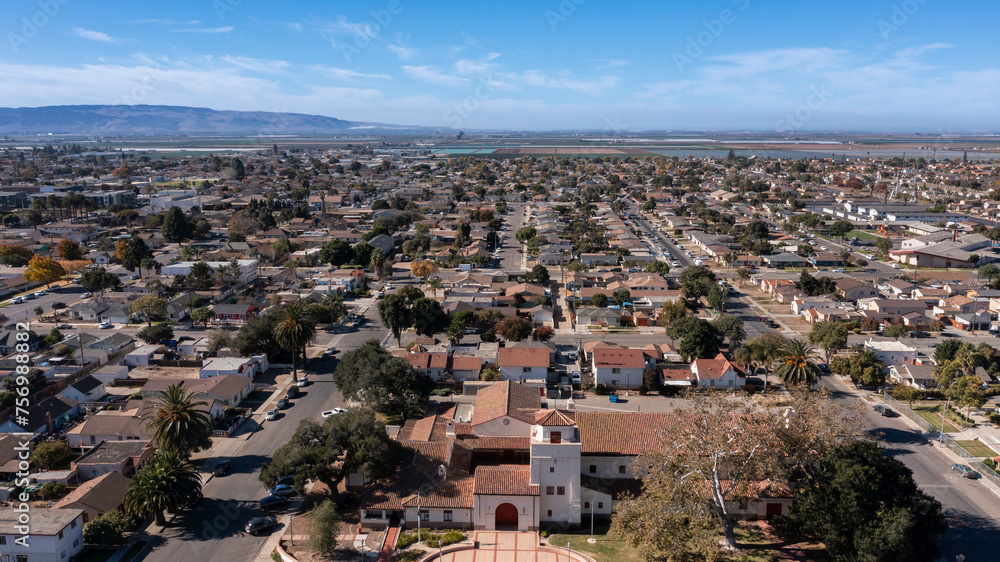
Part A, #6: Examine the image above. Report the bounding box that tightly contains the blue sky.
[2,0,998,131]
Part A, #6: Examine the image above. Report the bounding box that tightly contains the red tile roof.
[534,409,576,427]
[497,347,550,368]
[576,412,673,455]
[469,436,532,450]
[474,465,539,496]
[400,476,475,508]
[449,356,483,372]
[470,381,541,426]
[691,353,745,380]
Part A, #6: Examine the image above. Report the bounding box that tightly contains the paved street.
[140,304,389,562]
[820,375,1000,561]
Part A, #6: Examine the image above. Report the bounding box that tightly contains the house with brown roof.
[691,353,746,389]
[591,348,652,390]
[53,471,130,522]
[497,347,550,382]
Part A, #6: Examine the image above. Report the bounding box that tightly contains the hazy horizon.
[3,1,999,132]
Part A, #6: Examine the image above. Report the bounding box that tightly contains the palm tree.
[773,339,820,387]
[273,302,316,382]
[370,248,386,280]
[426,276,443,299]
[124,450,202,527]
[142,384,213,457]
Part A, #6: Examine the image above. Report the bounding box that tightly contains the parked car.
[82,292,92,298]
[270,484,296,497]
[297,376,309,387]
[566,351,578,361]
[56,323,72,329]
[951,464,981,479]
[34,290,46,297]
[264,408,279,421]
[99,321,113,329]
[873,404,895,417]
[258,495,289,510]
[245,516,278,535]
[275,475,296,487]
[286,386,299,399]
[10,297,22,304]
[213,460,233,476]
[276,397,289,409]
[51,301,66,309]
[322,408,347,419]
[463,327,477,334]
[571,371,581,385]
[891,263,900,269]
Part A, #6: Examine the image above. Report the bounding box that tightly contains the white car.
[570,371,581,384]
[820,246,828,251]
[891,263,900,269]
[265,408,279,421]
[99,321,113,329]
[321,408,347,419]
[297,376,309,387]
[832,268,846,273]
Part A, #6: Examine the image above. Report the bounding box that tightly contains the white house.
[161,259,259,284]
[198,355,268,379]
[691,353,747,389]
[57,376,106,403]
[126,344,160,367]
[0,507,85,562]
[497,347,550,382]
[863,339,916,367]
[591,348,649,389]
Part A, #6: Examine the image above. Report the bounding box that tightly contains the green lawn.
[548,524,828,562]
[913,406,965,433]
[846,230,881,241]
[955,440,998,458]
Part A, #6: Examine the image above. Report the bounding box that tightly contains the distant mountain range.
[0,105,442,135]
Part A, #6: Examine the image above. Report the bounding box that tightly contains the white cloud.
[287,22,302,33]
[311,66,391,81]
[221,56,290,74]
[73,28,120,44]
[175,27,235,34]
[402,66,467,87]
[388,44,417,61]
[496,70,619,96]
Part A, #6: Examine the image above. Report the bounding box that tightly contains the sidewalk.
[864,380,1000,501]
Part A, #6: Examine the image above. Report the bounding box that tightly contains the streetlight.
[567,541,571,561]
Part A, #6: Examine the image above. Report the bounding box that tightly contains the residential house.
[0,507,85,562]
[198,355,269,379]
[591,348,650,389]
[889,364,937,389]
[211,304,256,325]
[57,376,106,403]
[0,395,78,436]
[863,339,917,367]
[52,471,130,522]
[70,440,154,481]
[835,278,879,302]
[498,347,550,382]
[691,353,746,389]
[141,375,253,407]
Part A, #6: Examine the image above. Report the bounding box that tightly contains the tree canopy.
[773,441,946,562]
[332,339,433,421]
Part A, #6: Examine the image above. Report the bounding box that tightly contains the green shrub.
[431,388,452,397]
[989,413,1000,426]
[440,529,465,546]
[594,384,608,396]
[397,532,419,549]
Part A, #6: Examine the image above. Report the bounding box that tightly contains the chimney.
[445,420,455,438]
[45,412,53,433]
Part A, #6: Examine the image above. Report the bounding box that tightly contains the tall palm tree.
[426,276,443,300]
[273,302,316,382]
[370,248,386,280]
[125,450,202,527]
[773,339,820,387]
[142,384,213,457]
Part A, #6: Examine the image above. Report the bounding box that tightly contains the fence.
[883,394,1000,486]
